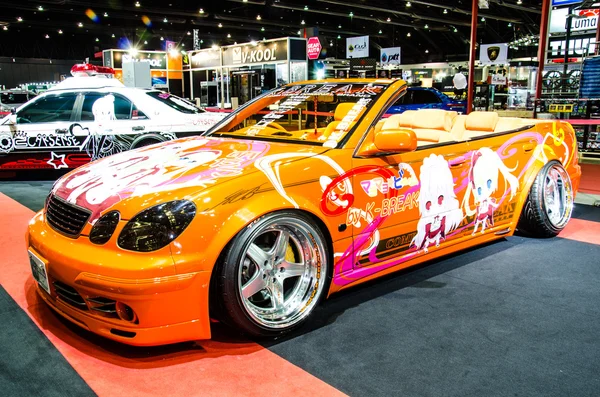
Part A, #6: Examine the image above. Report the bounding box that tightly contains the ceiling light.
[243,0,248,2]
[45,34,49,38]
[304,5,308,10]
[144,40,147,44]
[256,14,261,20]
[78,22,83,27]
[38,6,44,11]
[406,2,411,7]
[160,36,164,40]
[135,1,141,7]
[182,43,185,47]
[453,27,458,32]
[481,17,486,22]
[444,9,448,14]
[112,33,115,37]
[58,29,63,34]
[508,22,512,27]
[338,24,342,28]
[297,30,301,35]
[211,44,219,50]
[301,20,305,25]
[163,17,168,22]
[187,31,191,35]
[387,17,391,22]
[251,40,257,45]
[378,29,382,34]
[425,49,429,53]
[200,39,204,43]
[218,23,222,27]
[407,32,411,37]
[104,12,108,17]
[337,35,341,39]
[424,24,429,29]
[96,37,99,42]
[3,26,7,31]
[330,41,333,46]
[17,17,23,22]
[199,8,204,14]
[261,27,265,31]
[129,48,138,56]
[227,33,231,38]
[517,0,522,4]
[349,12,354,17]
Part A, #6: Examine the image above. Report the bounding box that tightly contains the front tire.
[518,161,574,237]
[214,211,329,338]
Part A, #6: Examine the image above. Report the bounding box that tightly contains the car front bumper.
[26,211,212,346]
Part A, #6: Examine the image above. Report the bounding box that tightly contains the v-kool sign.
[307,37,322,60]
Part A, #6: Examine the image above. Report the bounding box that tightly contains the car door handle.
[132,126,145,131]
[55,128,68,134]
[522,143,536,152]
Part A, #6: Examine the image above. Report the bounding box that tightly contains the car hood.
[52,136,329,222]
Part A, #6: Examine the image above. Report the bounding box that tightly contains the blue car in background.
[387,86,466,115]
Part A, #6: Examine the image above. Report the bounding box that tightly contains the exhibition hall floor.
[1,180,599,397]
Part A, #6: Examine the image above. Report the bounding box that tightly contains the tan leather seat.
[393,109,457,144]
[321,102,365,139]
[459,111,499,140]
[494,117,527,133]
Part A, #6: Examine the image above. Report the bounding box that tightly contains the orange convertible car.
[27,79,581,345]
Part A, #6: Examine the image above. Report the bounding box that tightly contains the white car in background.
[0,64,225,172]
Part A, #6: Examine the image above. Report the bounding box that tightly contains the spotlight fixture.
[200,39,204,43]
[297,30,301,35]
[38,6,44,11]
[337,35,341,39]
[182,43,185,47]
[453,27,458,32]
[135,1,140,7]
[330,41,333,46]
[58,29,63,34]
[349,12,354,17]
[517,0,522,4]
[95,37,99,42]
[304,5,308,10]
[261,27,265,31]
[256,14,261,20]
[17,17,23,22]
[378,29,382,34]
[3,26,8,31]
[104,12,108,17]
[211,44,219,50]
[163,17,168,22]
[218,23,222,27]
[112,33,116,37]
[424,24,429,29]
[508,22,512,27]
[227,33,231,38]
[144,40,147,44]
[425,49,429,53]
[406,2,411,7]
[301,20,305,25]
[78,22,83,27]
[481,17,486,22]
[187,31,191,35]
[443,9,448,14]
[160,36,164,40]
[338,24,342,28]
[45,34,49,38]
[199,8,204,14]
[407,32,411,37]
[386,17,391,22]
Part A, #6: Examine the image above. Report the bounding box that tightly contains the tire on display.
[518,160,574,237]
[213,211,330,337]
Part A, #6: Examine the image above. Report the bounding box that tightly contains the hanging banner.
[346,35,369,58]
[479,43,508,64]
[380,47,401,66]
[193,29,200,50]
[550,8,599,34]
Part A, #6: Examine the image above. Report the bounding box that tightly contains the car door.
[349,128,472,271]
[76,92,150,160]
[11,92,80,157]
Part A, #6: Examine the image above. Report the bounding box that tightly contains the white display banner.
[380,47,401,66]
[550,8,599,34]
[346,35,369,58]
[480,43,508,64]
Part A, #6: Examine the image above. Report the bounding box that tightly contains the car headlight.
[117,200,196,252]
[90,211,120,245]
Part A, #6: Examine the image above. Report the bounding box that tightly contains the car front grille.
[53,281,88,310]
[45,194,91,237]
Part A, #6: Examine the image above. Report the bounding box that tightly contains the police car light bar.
[70,63,116,77]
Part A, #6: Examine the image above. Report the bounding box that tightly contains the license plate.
[28,250,50,295]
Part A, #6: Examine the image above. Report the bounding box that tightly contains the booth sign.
[307,37,322,60]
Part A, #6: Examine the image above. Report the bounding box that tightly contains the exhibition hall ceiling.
[0,0,542,63]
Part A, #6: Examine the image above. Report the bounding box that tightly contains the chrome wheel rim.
[238,217,327,329]
[543,164,573,229]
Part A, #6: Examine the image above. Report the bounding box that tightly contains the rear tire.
[213,211,330,338]
[518,161,574,237]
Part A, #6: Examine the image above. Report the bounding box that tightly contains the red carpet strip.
[580,163,600,195]
[558,218,600,246]
[0,193,346,397]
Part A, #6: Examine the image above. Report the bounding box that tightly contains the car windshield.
[207,82,389,146]
[146,91,205,114]
[1,92,29,104]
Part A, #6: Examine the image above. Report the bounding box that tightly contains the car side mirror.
[356,127,417,157]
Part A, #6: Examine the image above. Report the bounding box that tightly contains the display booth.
[185,37,307,108]
[102,49,184,96]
